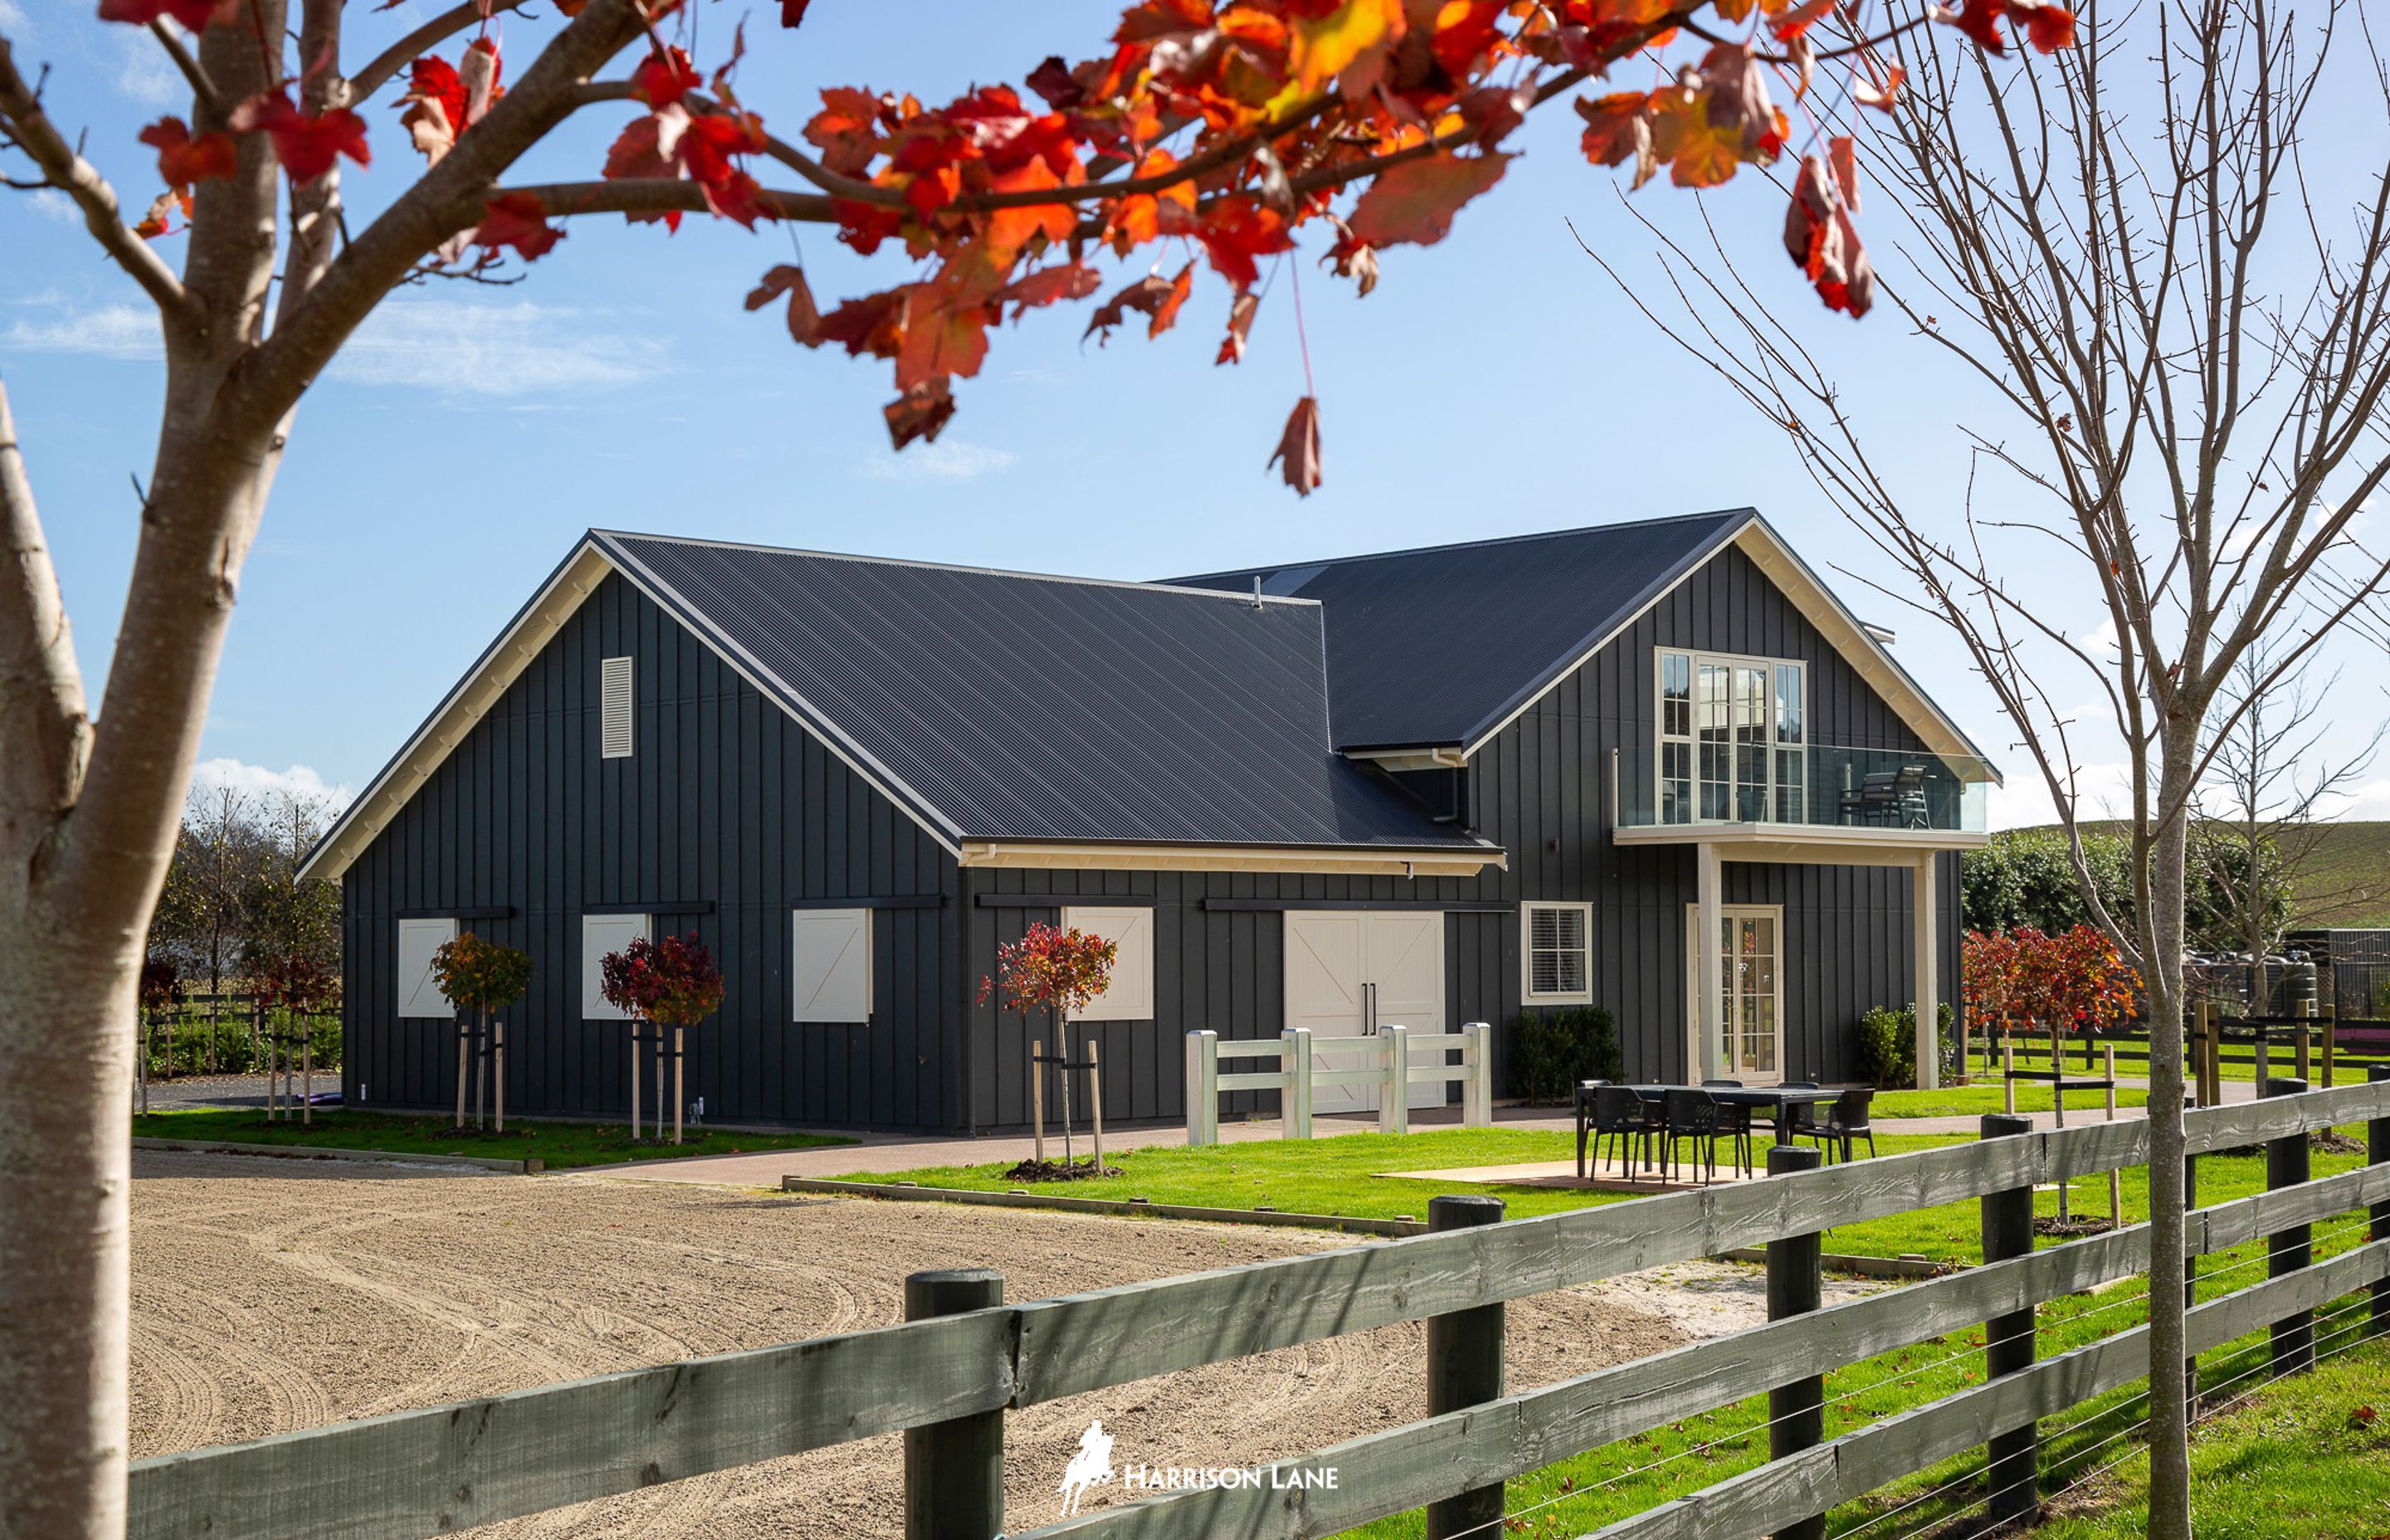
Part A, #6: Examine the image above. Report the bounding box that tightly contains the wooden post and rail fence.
[126,1074,2390,1540]
[1182,1021,1495,1145]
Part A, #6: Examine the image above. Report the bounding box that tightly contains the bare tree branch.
[0,37,197,325]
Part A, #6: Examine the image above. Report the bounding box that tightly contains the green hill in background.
[2019,820,2390,928]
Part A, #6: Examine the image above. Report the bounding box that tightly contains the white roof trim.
[297,537,968,885]
[1432,515,1998,782]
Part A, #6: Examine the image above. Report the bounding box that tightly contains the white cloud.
[2314,777,2390,822]
[4,297,664,397]
[3,302,159,358]
[326,300,666,396]
[29,189,76,224]
[2074,615,2119,655]
[0,0,31,39]
[1988,759,2137,831]
[189,758,355,814]
[860,440,1017,483]
[112,22,184,105]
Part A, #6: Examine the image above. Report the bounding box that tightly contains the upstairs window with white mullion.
[1656,650,1807,826]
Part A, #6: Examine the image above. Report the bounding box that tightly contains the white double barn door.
[1283,910,1446,1114]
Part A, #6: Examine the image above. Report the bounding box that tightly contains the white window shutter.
[601,656,634,758]
[397,918,458,1018]
[582,913,650,1018]
[1061,906,1155,1021]
[793,909,872,1023]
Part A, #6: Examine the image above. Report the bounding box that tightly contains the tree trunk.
[0,917,140,1540]
[2142,734,2197,1540]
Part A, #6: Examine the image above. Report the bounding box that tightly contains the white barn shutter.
[397,918,457,1017]
[1062,906,1154,1021]
[582,912,650,1018]
[793,909,872,1023]
[600,655,634,758]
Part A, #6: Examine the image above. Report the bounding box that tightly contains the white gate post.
[1281,1026,1313,1140]
[1379,1024,1410,1135]
[1463,1021,1493,1128]
[1184,1029,1219,1147]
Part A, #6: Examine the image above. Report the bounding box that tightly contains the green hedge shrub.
[1851,1001,1959,1089]
[1507,1006,1625,1104]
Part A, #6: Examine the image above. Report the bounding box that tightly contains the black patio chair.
[1586,1085,1658,1180]
[1701,1080,1755,1176]
[1891,764,1930,828]
[1661,1088,1730,1185]
[1573,1079,1612,1178]
[1797,1086,1879,1163]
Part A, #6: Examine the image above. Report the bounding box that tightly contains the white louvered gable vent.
[600,656,634,758]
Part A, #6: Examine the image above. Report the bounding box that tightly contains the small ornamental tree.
[429,933,534,1133]
[979,923,1117,1169]
[600,932,724,1143]
[250,950,337,1122]
[1960,928,2024,1070]
[134,959,179,1099]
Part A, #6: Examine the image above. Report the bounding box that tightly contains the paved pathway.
[592,1079,2263,1187]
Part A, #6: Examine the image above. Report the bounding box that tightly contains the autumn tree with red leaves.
[0,2,2072,1533]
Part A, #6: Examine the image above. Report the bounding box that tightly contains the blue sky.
[6,0,2386,828]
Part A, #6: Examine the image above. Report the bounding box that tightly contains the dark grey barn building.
[300,512,1998,1133]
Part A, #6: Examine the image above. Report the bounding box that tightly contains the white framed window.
[1655,650,1806,825]
[601,655,634,758]
[793,908,873,1023]
[1522,902,1593,1004]
[1061,905,1155,1021]
[397,917,457,1017]
[582,912,651,1018]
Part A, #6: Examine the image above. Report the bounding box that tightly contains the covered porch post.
[1696,841,1724,1082]
[1914,851,1940,1090]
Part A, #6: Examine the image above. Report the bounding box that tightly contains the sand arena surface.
[133,1150,1711,1536]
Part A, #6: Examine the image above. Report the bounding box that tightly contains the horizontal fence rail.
[129,1079,2390,1540]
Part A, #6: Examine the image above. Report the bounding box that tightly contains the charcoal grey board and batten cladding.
[341,572,963,1132]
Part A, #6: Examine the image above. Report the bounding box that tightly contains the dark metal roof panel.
[593,532,1483,850]
[1171,509,1753,748]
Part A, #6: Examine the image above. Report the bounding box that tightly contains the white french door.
[1683,904,1785,1085]
[1284,910,1446,1114]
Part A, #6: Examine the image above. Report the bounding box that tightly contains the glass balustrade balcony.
[1615,743,1992,835]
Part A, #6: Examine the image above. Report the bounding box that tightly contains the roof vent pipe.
[1253,574,1264,609]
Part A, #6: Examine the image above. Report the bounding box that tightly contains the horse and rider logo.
[1058,1420,1116,1517]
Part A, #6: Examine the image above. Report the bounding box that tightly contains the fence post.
[2002,1041,2017,1114]
[1981,1112,2039,1528]
[2192,1000,2209,1109]
[1184,1030,1217,1148]
[1280,1026,1313,1140]
[1030,1041,1046,1163]
[1423,1195,1505,1540]
[1087,1039,1105,1172]
[1766,1143,1828,1540]
[904,1269,1004,1540]
[2265,1076,2315,1377]
[1379,1024,1410,1136]
[2321,1008,2336,1090]
[1463,1021,1493,1128]
[2296,1001,2314,1084]
[2369,1066,2388,1341]
[2183,1093,2200,1410]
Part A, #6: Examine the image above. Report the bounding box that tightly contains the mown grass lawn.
[1872,1081,2153,1118]
[133,1107,853,1169]
[845,1123,2375,1265]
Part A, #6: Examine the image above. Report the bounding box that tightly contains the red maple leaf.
[2007,0,2078,51]
[1937,0,2011,53]
[746,264,824,344]
[780,0,811,26]
[1268,395,1323,497]
[474,192,563,261]
[1344,152,1511,248]
[633,46,701,110]
[137,117,237,190]
[1173,195,1292,291]
[230,92,369,183]
[1214,291,1259,366]
[96,0,218,28]
[884,378,955,450]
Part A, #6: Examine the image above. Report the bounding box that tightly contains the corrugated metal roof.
[593,532,1486,850]
[1171,510,1753,749]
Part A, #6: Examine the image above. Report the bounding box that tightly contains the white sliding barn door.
[1283,910,1446,1114]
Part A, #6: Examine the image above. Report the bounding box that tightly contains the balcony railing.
[1615,743,1992,834]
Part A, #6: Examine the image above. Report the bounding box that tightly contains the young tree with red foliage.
[0,2,2075,1533]
[599,931,724,1145]
[981,922,1119,1168]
